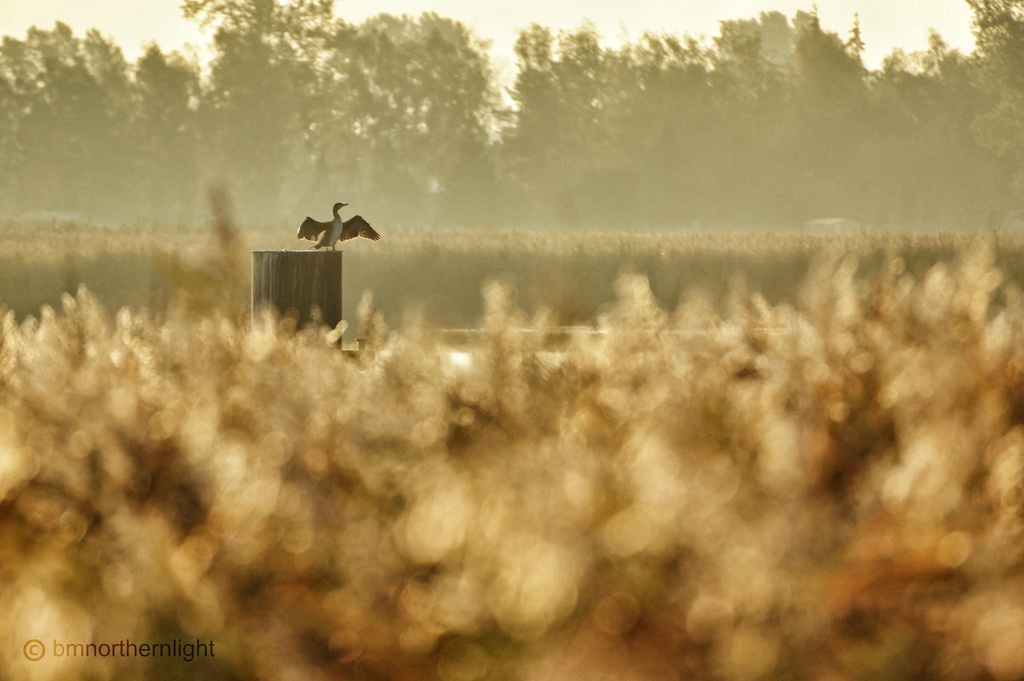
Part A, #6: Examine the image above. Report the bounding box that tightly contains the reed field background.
[4,218,1024,680]
[7,218,1024,328]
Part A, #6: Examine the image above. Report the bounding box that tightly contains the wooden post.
[251,250,342,328]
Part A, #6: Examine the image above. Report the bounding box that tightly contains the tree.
[504,23,560,214]
[0,23,133,217]
[505,24,619,225]
[714,15,785,99]
[0,55,18,214]
[131,45,202,221]
[316,13,498,224]
[613,34,712,226]
[869,33,1010,227]
[966,0,1024,196]
[184,0,334,221]
[786,10,870,219]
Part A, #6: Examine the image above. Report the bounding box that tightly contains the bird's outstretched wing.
[340,215,381,242]
[297,216,328,241]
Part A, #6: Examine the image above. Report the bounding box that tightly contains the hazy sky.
[0,0,977,71]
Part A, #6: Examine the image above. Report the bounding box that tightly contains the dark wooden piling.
[252,250,342,328]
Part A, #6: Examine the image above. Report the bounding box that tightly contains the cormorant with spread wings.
[297,201,380,250]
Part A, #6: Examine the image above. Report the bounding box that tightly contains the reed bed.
[5,219,1024,326]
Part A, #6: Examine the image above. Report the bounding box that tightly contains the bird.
[296,201,346,242]
[297,202,380,250]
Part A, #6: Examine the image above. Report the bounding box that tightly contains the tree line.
[1,0,1023,229]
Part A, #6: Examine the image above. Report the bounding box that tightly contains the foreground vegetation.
[3,228,1024,679]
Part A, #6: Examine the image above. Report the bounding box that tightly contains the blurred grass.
[4,222,1024,679]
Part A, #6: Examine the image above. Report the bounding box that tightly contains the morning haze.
[8,5,1024,680]
[0,0,1015,229]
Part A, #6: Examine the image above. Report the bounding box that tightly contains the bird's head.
[332,202,348,215]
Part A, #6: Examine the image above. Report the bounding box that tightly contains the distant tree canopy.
[0,1,1020,228]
